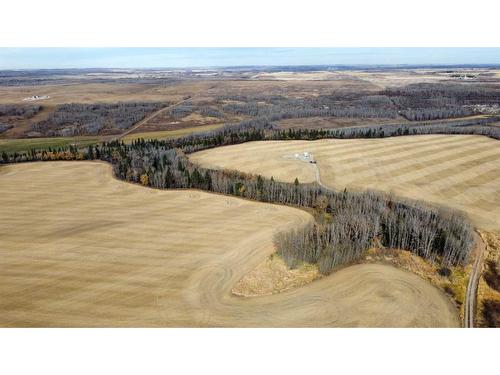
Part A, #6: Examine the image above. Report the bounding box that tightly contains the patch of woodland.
[274,198,473,274]
[0,123,14,134]
[0,104,42,119]
[30,102,167,137]
[216,82,500,123]
[0,104,43,133]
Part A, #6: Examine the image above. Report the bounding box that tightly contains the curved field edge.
[0,161,459,327]
[189,134,500,232]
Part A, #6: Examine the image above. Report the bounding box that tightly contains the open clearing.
[0,162,458,327]
[0,136,100,154]
[0,125,224,153]
[122,123,224,143]
[191,135,500,231]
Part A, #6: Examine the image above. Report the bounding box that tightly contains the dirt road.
[190,136,500,232]
[312,160,327,189]
[114,96,195,140]
[0,162,459,327]
[464,233,485,327]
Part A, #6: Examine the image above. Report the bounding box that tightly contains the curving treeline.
[1,114,484,272]
[275,198,474,274]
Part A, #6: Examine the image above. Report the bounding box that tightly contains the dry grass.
[0,161,459,327]
[122,124,224,143]
[0,136,99,154]
[477,231,500,327]
[343,70,452,89]
[232,255,321,297]
[0,81,211,105]
[190,135,500,231]
[251,71,349,81]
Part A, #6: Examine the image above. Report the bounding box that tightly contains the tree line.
[1,120,478,274]
[275,196,473,274]
[0,123,13,134]
[218,82,500,123]
[0,104,41,118]
[30,101,167,137]
[383,83,500,106]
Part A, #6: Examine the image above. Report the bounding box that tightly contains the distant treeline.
[31,102,166,137]
[383,83,500,106]
[0,123,13,134]
[221,96,400,120]
[218,82,500,122]
[0,104,41,119]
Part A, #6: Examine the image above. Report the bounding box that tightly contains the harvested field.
[122,124,224,143]
[0,81,210,105]
[0,136,99,154]
[0,162,458,327]
[250,71,350,81]
[190,135,500,231]
[343,69,454,89]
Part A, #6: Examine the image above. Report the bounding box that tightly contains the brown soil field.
[190,135,500,232]
[0,162,458,327]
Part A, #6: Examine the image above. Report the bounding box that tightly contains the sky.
[0,48,499,70]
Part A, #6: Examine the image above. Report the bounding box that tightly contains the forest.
[275,198,473,274]
[0,123,13,133]
[30,101,166,137]
[218,83,499,123]
[0,104,42,118]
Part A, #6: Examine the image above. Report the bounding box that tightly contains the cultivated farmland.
[0,162,459,327]
[190,134,500,231]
